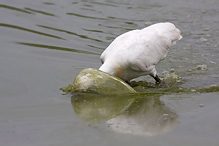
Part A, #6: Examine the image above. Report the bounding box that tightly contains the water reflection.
[24,8,56,16]
[16,42,98,55]
[0,4,32,14]
[0,23,63,39]
[66,12,108,20]
[71,93,179,136]
[37,25,103,43]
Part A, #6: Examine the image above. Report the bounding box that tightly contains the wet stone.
[196,64,207,71]
[71,68,136,94]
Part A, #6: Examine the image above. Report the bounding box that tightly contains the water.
[0,0,219,145]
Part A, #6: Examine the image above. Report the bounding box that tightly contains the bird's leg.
[152,75,162,83]
[151,74,170,87]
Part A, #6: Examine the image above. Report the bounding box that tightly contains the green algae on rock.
[71,68,136,94]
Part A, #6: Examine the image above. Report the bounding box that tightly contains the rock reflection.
[106,95,179,136]
[71,93,179,136]
[71,93,135,123]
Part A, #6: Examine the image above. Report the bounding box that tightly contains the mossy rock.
[72,68,136,94]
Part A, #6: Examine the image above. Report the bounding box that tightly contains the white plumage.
[99,22,182,82]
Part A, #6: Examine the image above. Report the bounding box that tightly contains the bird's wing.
[100,29,140,64]
[100,22,182,72]
[127,23,182,72]
[127,30,170,72]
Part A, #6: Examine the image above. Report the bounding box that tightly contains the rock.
[72,68,136,94]
[196,64,207,71]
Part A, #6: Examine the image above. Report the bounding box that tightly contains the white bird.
[99,22,182,83]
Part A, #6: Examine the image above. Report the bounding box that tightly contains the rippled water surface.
[0,0,219,145]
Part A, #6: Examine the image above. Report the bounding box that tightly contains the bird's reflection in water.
[71,93,179,136]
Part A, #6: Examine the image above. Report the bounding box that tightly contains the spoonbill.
[99,22,182,83]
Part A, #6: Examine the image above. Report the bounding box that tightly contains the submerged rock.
[71,68,136,94]
[196,64,207,71]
